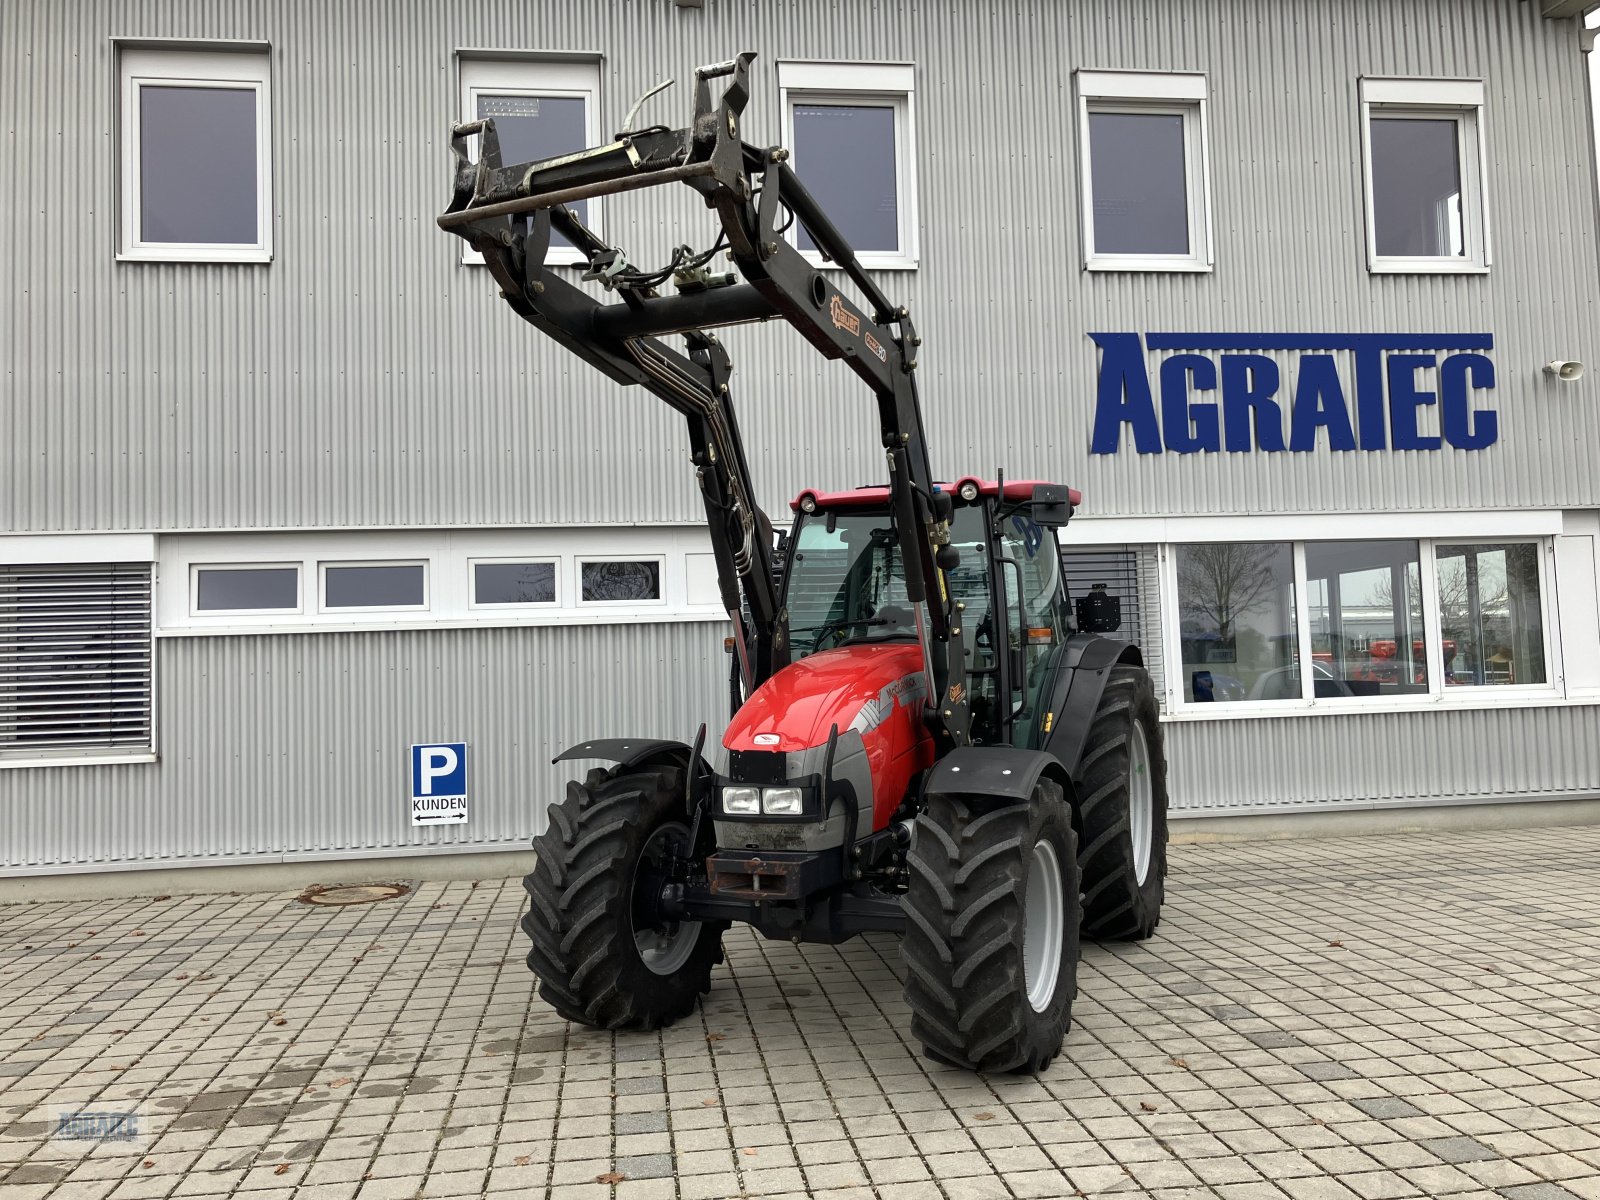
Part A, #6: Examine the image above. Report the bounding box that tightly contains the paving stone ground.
[3,824,1600,1200]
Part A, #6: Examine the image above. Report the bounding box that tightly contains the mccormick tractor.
[440,53,1169,1073]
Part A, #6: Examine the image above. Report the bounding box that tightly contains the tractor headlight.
[722,786,761,815]
[762,787,804,815]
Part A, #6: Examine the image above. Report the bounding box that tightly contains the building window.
[118,46,272,263]
[1360,78,1489,273]
[321,563,428,612]
[1436,543,1546,686]
[458,55,601,267]
[778,62,918,269]
[1168,535,1555,713]
[1076,70,1212,272]
[192,565,299,614]
[1306,541,1427,697]
[1176,543,1298,702]
[471,559,557,607]
[1,563,153,760]
[579,559,662,604]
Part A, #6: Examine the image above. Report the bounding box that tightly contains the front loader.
[439,52,1170,1073]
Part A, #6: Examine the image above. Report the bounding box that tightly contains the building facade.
[4,0,1599,879]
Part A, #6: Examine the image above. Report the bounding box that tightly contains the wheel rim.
[631,823,701,976]
[1130,720,1154,886]
[1022,838,1064,1013]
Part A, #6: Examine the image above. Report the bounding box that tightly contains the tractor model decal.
[849,671,928,734]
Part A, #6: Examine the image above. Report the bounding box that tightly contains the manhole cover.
[296,883,410,907]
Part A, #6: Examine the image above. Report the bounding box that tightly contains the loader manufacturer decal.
[863,330,887,363]
[1089,333,1498,455]
[829,294,861,336]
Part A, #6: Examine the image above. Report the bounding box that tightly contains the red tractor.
[440,53,1169,1073]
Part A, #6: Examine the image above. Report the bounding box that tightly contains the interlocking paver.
[3,825,1600,1198]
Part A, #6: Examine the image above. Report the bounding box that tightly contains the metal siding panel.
[0,622,726,871]
[1163,704,1600,814]
[2,0,1596,533]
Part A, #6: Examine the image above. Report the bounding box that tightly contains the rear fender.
[1042,634,1144,784]
[923,746,1077,830]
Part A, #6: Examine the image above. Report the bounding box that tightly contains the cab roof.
[790,477,1082,512]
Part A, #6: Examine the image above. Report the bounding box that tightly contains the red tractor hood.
[725,644,928,753]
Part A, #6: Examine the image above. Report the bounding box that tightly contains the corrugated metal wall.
[2,0,1596,533]
[6,624,1598,871]
[1164,703,1600,815]
[0,622,727,872]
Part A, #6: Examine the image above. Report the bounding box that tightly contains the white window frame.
[155,529,725,636]
[1359,77,1491,275]
[319,560,430,614]
[468,556,560,610]
[577,554,668,608]
[1075,70,1213,273]
[1160,528,1561,721]
[457,53,603,268]
[0,534,159,769]
[189,562,301,617]
[777,61,918,271]
[117,44,273,264]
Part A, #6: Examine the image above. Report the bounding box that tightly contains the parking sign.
[411,742,468,826]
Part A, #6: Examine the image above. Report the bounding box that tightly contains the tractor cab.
[783,478,1079,749]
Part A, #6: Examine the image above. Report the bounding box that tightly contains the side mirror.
[1029,483,1075,527]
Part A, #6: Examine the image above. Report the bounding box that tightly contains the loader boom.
[439,52,974,748]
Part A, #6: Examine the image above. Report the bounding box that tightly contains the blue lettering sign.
[1089,333,1497,455]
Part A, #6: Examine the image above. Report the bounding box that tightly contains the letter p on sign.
[410,742,468,826]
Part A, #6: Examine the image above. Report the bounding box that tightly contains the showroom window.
[1171,537,1553,712]
[458,55,601,266]
[471,559,557,608]
[1175,543,1298,703]
[1305,540,1427,697]
[1,562,154,761]
[778,61,918,269]
[1360,78,1490,273]
[1435,542,1546,686]
[192,564,299,614]
[1076,70,1212,272]
[118,45,272,263]
[321,562,428,612]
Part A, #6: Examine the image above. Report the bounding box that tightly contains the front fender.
[553,737,698,773]
[923,745,1075,812]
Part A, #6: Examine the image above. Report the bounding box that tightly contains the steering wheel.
[809,617,885,653]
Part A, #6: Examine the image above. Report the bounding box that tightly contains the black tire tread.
[520,764,722,1031]
[1078,665,1170,941]
[902,781,1079,1074]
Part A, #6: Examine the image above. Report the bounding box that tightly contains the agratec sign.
[1089,333,1497,455]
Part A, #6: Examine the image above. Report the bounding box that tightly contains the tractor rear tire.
[522,764,725,1030]
[1079,664,1169,941]
[901,779,1081,1074]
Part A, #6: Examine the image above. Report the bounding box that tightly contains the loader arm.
[438,52,973,749]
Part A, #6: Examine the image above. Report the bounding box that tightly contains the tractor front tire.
[522,764,724,1030]
[902,779,1081,1074]
[1079,664,1170,941]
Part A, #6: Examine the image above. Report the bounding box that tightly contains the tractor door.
[997,505,1070,749]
